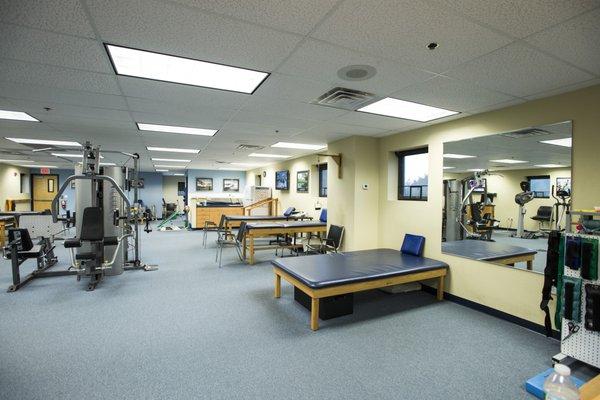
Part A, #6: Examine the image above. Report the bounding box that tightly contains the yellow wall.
[163,175,185,208]
[246,153,327,220]
[329,84,599,326]
[0,163,31,211]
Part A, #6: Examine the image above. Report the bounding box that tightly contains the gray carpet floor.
[0,227,568,399]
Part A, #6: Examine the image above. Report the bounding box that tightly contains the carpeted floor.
[0,227,566,399]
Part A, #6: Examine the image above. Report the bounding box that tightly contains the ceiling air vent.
[500,128,551,139]
[311,87,376,111]
[235,144,264,151]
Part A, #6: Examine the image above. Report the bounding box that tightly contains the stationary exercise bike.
[511,181,535,239]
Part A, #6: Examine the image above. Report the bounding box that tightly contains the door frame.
[30,173,60,211]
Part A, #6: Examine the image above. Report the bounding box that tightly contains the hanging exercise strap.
[541,230,562,337]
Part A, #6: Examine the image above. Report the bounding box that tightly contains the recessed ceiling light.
[490,159,528,164]
[155,169,169,172]
[0,110,39,122]
[7,138,81,147]
[540,137,572,148]
[443,153,476,159]
[248,153,290,158]
[535,164,565,168]
[271,142,326,150]
[52,153,104,159]
[218,167,243,171]
[0,159,34,163]
[443,166,455,170]
[151,158,191,162]
[468,168,485,172]
[147,146,200,154]
[105,44,269,94]
[99,162,116,166]
[154,164,187,168]
[171,173,185,176]
[137,123,217,137]
[231,162,262,167]
[357,97,458,122]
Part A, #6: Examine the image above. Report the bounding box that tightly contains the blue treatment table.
[272,249,448,330]
[442,240,537,270]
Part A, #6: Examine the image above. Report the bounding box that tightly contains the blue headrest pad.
[401,234,425,257]
[283,207,295,217]
[319,208,327,223]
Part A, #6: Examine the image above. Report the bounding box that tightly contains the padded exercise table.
[243,221,326,264]
[223,214,310,231]
[272,248,448,330]
[442,240,537,270]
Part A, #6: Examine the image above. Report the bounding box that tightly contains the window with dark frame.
[527,175,551,198]
[318,163,327,197]
[396,147,429,201]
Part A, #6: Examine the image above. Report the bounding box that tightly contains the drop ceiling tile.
[311,0,512,73]
[464,98,526,115]
[118,76,250,110]
[253,73,331,103]
[391,76,517,112]
[525,7,600,75]
[170,0,339,35]
[0,59,122,95]
[524,78,600,100]
[88,0,302,71]
[225,112,318,132]
[446,42,594,97]
[7,99,132,122]
[127,99,237,126]
[0,23,112,73]
[277,39,435,95]
[241,96,348,122]
[298,121,389,138]
[0,0,96,37]
[0,81,128,110]
[429,0,600,38]
[336,111,423,131]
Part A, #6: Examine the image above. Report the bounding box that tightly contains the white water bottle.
[543,364,580,400]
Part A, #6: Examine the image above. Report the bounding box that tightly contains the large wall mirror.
[441,121,572,274]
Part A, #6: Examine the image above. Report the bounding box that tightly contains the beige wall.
[0,163,31,211]
[162,175,185,207]
[246,153,328,220]
[328,84,599,326]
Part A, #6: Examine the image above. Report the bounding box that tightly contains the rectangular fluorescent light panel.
[0,110,39,122]
[171,173,185,176]
[468,168,485,172]
[218,167,243,171]
[147,146,200,154]
[151,158,191,162]
[0,159,34,163]
[105,44,269,94]
[535,164,564,168]
[248,153,290,159]
[271,142,326,150]
[443,166,455,170]
[29,165,58,168]
[154,164,187,168]
[155,169,169,172]
[490,159,527,164]
[540,137,572,148]
[52,153,104,159]
[7,138,81,147]
[99,162,116,166]
[443,153,476,159]
[357,97,458,122]
[137,123,217,137]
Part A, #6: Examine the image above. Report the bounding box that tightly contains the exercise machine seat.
[64,207,104,248]
[283,207,296,217]
[319,208,327,223]
[531,206,553,222]
[401,234,425,257]
[7,229,42,259]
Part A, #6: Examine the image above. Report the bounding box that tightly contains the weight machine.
[454,170,499,241]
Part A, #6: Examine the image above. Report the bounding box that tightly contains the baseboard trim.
[421,285,560,339]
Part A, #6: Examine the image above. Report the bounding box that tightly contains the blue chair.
[401,234,425,257]
[283,207,296,217]
[318,208,327,223]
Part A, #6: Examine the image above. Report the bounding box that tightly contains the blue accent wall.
[137,172,164,218]
[55,168,76,213]
[187,169,246,197]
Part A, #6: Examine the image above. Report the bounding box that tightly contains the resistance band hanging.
[565,236,582,270]
[541,230,562,337]
[585,284,600,332]
[554,235,567,331]
[581,238,599,280]
[561,277,582,322]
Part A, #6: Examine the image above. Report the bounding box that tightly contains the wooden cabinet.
[195,206,244,228]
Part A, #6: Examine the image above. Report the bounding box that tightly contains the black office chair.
[305,225,345,254]
[531,206,553,235]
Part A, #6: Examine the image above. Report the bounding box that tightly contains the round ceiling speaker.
[337,65,377,81]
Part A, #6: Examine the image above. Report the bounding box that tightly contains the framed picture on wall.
[556,177,571,196]
[296,170,309,193]
[196,178,213,191]
[223,178,239,192]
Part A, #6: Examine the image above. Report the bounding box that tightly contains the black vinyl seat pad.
[442,240,536,262]
[272,248,448,289]
[246,221,326,230]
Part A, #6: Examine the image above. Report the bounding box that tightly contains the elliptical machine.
[511,181,535,239]
[552,184,571,231]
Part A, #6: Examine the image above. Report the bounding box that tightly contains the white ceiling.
[0,0,598,172]
[444,121,572,172]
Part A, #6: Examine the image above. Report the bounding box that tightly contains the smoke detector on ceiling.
[311,87,376,111]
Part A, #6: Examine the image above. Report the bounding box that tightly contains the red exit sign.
[40,167,50,174]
